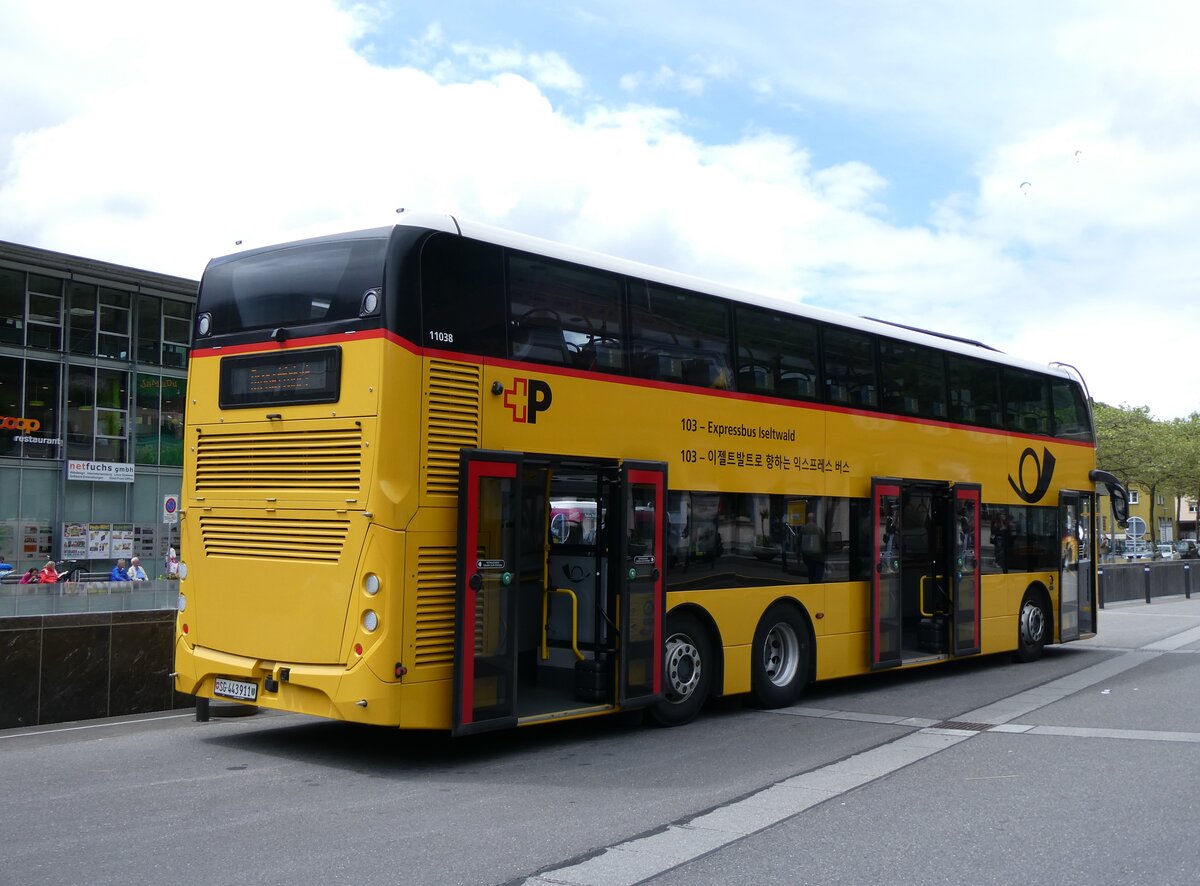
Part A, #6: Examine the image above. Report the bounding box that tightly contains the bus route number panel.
[218,346,342,408]
[213,677,259,702]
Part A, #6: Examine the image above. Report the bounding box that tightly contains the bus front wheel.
[750,602,810,708]
[1015,590,1049,663]
[647,611,712,727]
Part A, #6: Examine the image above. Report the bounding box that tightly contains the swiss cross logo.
[503,377,553,424]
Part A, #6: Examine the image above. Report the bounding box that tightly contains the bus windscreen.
[201,238,387,333]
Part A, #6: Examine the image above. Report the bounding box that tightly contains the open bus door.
[616,461,666,710]
[872,477,982,669]
[452,451,664,736]
[870,478,903,670]
[951,483,982,656]
[1059,490,1096,641]
[453,450,522,736]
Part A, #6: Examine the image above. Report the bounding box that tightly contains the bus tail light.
[364,573,380,595]
[362,610,379,632]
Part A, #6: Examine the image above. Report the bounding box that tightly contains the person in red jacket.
[38,560,60,583]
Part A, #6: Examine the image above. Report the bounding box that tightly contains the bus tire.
[647,611,712,727]
[1014,589,1049,663]
[750,602,810,708]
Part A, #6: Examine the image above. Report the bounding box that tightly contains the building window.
[22,359,60,460]
[137,295,161,364]
[97,287,131,360]
[1129,490,1140,505]
[67,367,130,461]
[95,368,129,461]
[162,300,192,368]
[0,267,23,345]
[68,281,97,355]
[25,274,63,350]
[160,375,184,466]
[0,355,19,458]
[135,372,186,466]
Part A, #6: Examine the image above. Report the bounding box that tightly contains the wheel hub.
[763,622,800,687]
[1020,601,1045,644]
[664,633,702,702]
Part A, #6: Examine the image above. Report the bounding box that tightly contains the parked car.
[1158,544,1179,561]
[1175,540,1200,559]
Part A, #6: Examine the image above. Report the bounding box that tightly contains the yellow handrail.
[919,574,950,617]
[541,587,584,661]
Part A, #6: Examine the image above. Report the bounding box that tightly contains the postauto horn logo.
[0,415,41,432]
[503,377,553,424]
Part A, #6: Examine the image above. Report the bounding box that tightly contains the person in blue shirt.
[110,558,130,581]
[0,555,12,573]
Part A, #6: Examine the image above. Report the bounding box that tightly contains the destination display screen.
[219,346,341,408]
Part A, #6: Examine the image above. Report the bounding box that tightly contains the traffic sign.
[163,494,180,525]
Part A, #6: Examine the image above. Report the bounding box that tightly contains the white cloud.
[1,0,1199,420]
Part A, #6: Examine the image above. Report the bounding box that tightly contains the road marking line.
[1143,623,1200,650]
[525,642,1181,886]
[0,712,193,740]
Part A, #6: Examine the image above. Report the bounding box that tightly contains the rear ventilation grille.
[423,360,481,497]
[199,515,351,562]
[196,427,362,492]
[413,546,456,668]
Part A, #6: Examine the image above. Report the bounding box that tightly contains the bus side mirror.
[1109,485,1129,527]
[1090,470,1129,528]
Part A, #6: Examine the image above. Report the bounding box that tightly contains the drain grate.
[930,720,994,732]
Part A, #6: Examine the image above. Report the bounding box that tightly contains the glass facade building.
[0,240,196,577]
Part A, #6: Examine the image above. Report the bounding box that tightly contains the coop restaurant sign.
[68,461,135,483]
[1,414,63,448]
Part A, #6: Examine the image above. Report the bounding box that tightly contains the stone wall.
[0,610,190,729]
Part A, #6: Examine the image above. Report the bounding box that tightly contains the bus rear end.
[173,225,436,725]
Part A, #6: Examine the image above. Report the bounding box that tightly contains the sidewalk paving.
[1085,594,1200,651]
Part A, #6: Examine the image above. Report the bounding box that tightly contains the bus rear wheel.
[647,611,712,727]
[750,603,810,708]
[1014,590,1049,663]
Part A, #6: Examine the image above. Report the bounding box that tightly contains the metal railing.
[0,579,180,617]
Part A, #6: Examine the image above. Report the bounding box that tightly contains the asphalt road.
[4,596,1200,886]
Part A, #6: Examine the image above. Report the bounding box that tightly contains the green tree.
[1166,413,1200,539]
[1093,403,1176,544]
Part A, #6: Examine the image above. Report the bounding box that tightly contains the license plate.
[213,677,258,702]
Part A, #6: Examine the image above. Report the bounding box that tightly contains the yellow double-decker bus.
[173,213,1127,735]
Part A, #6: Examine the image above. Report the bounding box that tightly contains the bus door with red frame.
[617,461,667,710]
[871,477,981,669]
[452,452,665,736]
[452,449,522,736]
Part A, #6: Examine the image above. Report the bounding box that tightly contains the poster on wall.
[61,523,89,560]
[135,524,158,564]
[110,524,135,558]
[0,521,16,565]
[22,523,52,560]
[88,524,112,558]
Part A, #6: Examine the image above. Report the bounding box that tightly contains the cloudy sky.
[2,1,1197,418]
